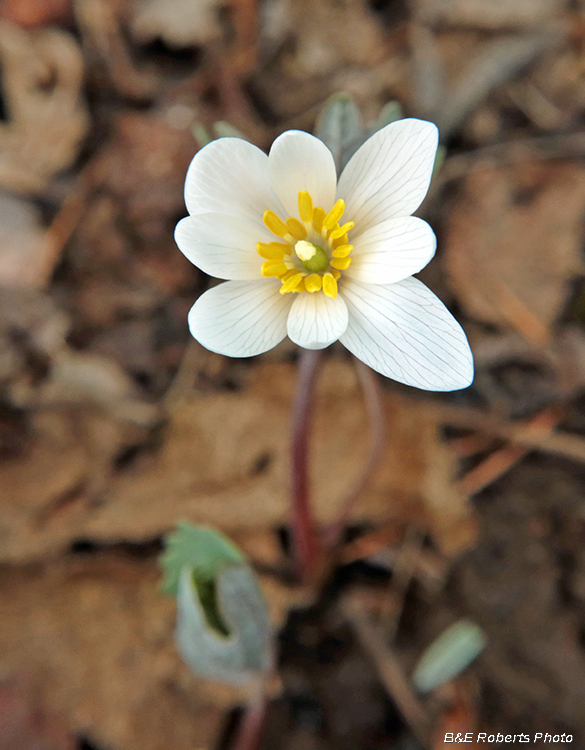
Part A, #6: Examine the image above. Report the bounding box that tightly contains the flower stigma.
[294,241,329,272]
[258,190,355,299]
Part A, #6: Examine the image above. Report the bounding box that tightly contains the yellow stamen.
[323,199,345,231]
[280,272,304,294]
[312,207,325,233]
[332,244,353,258]
[331,257,352,271]
[263,210,288,238]
[322,273,338,299]
[294,278,306,293]
[304,274,322,293]
[256,242,289,260]
[281,269,299,282]
[331,269,341,280]
[261,260,288,277]
[298,191,313,223]
[286,217,307,241]
[329,222,354,240]
[332,234,348,249]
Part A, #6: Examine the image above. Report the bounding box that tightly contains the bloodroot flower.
[175,119,473,391]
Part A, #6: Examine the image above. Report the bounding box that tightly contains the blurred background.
[2,0,585,748]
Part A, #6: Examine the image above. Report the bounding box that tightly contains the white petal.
[337,119,438,234]
[339,277,473,391]
[175,213,273,280]
[268,130,337,218]
[287,291,348,350]
[184,137,284,220]
[346,217,436,284]
[188,280,292,357]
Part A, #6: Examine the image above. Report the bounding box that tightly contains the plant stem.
[324,359,385,551]
[231,695,268,750]
[290,348,323,582]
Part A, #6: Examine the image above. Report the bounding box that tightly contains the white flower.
[175,119,473,391]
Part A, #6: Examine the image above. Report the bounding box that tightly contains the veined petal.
[175,213,272,280]
[184,138,284,222]
[346,217,436,284]
[268,131,337,219]
[287,291,348,350]
[339,277,473,391]
[337,119,438,234]
[188,280,292,357]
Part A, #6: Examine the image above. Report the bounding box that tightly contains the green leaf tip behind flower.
[192,121,249,148]
[213,121,248,140]
[315,93,444,178]
[315,92,363,172]
[411,618,487,694]
[371,100,403,130]
[161,523,273,685]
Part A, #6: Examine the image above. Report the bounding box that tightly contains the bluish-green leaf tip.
[411,618,487,694]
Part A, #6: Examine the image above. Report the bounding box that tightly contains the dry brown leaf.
[254,0,392,119]
[84,361,469,551]
[444,162,585,344]
[0,411,93,561]
[0,22,88,193]
[435,28,566,138]
[0,193,51,288]
[0,556,227,750]
[0,0,72,28]
[131,0,223,47]
[0,678,75,750]
[413,0,566,30]
[103,110,198,242]
[74,0,163,100]
[0,288,69,389]
[0,359,472,562]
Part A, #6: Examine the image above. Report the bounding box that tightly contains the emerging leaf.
[161,523,273,685]
[315,92,363,172]
[160,522,244,595]
[176,564,273,685]
[411,619,487,694]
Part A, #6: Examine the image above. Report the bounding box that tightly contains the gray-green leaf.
[213,121,249,140]
[369,100,403,132]
[176,564,273,686]
[315,92,363,173]
[411,619,487,694]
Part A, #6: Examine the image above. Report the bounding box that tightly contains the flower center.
[294,241,329,272]
[257,190,354,299]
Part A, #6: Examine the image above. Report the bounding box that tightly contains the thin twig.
[433,131,585,193]
[382,528,425,641]
[164,339,201,410]
[324,359,385,551]
[428,402,585,464]
[290,349,322,583]
[456,443,528,496]
[342,595,430,748]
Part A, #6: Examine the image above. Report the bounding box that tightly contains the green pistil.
[294,241,329,273]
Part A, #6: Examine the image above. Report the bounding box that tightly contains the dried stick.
[343,596,430,747]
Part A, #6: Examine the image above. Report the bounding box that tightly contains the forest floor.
[3,0,585,748]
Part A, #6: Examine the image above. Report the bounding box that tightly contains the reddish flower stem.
[324,359,385,552]
[231,695,268,750]
[290,348,323,582]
